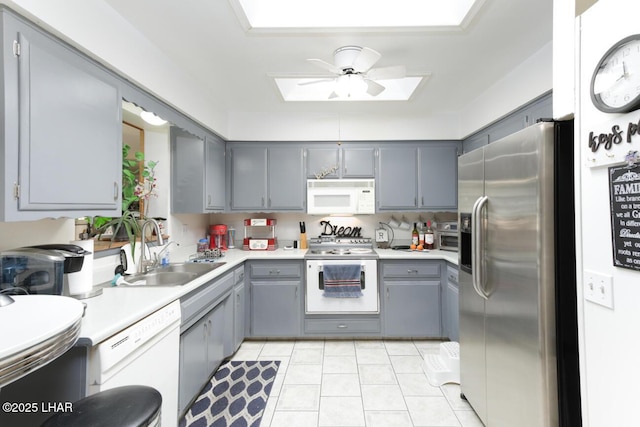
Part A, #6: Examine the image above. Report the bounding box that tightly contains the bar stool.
[40,385,162,427]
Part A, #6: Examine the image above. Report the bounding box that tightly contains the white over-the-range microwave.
[307,179,375,215]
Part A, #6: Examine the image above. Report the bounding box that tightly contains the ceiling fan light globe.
[335,74,368,98]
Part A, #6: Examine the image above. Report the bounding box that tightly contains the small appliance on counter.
[437,221,458,252]
[243,218,277,250]
[0,244,91,296]
[209,224,228,250]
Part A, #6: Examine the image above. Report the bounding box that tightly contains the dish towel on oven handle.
[322,264,363,298]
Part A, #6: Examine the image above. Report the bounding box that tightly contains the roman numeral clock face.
[591,34,640,114]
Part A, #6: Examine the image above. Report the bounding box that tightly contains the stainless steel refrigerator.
[458,120,581,427]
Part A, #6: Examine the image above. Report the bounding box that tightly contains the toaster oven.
[437,221,458,252]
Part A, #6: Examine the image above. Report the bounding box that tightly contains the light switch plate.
[584,270,614,309]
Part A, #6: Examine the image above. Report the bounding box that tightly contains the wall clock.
[591,34,640,114]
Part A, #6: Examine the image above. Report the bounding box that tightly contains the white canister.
[67,240,94,296]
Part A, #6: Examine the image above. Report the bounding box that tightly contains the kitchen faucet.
[138,219,165,273]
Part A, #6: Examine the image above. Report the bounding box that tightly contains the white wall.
[576,0,640,425]
[1,0,551,142]
[459,42,553,138]
[227,111,461,141]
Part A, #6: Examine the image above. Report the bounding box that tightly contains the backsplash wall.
[208,212,457,248]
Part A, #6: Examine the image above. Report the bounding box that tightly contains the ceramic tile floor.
[230,340,484,427]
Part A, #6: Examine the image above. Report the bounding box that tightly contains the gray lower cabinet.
[178,272,234,415]
[444,263,459,341]
[1,8,121,221]
[229,145,305,211]
[248,261,302,337]
[171,128,225,213]
[228,265,245,355]
[382,261,443,337]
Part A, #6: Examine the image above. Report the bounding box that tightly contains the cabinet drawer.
[305,318,380,334]
[250,263,301,278]
[383,262,441,278]
[180,272,234,329]
[233,265,245,284]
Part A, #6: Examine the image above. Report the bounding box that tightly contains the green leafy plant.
[92,145,158,257]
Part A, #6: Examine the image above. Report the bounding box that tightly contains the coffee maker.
[0,244,90,295]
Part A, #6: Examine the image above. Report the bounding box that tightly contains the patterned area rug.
[180,361,280,427]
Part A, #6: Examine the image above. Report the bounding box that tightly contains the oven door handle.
[317,264,366,271]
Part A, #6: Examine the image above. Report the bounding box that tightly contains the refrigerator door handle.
[472,196,489,300]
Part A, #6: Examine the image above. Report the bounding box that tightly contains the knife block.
[300,233,307,249]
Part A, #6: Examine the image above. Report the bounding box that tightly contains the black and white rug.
[180,361,280,427]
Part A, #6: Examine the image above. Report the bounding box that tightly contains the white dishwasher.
[88,300,181,427]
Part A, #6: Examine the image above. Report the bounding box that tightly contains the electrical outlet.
[182,224,188,235]
[584,270,614,309]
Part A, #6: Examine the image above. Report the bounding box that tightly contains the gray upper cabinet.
[377,146,419,210]
[463,92,552,153]
[342,147,375,178]
[307,145,375,179]
[229,144,305,211]
[205,136,226,210]
[171,128,225,213]
[419,145,458,209]
[268,147,305,210]
[229,146,267,210]
[307,147,340,178]
[1,9,121,221]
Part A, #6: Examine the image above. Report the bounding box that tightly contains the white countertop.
[78,247,458,346]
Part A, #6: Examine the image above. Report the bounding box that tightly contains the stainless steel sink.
[122,262,226,287]
[158,262,225,275]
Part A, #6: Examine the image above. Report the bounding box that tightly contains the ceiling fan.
[302,46,406,98]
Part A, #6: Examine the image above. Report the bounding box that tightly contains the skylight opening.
[231,0,484,30]
[273,75,427,102]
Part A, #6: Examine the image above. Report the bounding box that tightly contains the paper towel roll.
[67,240,94,296]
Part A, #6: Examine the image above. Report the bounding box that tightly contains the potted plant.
[93,145,158,257]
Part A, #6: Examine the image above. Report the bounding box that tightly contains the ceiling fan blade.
[298,78,335,86]
[307,58,342,74]
[353,47,381,72]
[366,65,406,81]
[365,79,386,96]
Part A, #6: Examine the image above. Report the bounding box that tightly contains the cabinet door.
[171,127,205,213]
[15,25,120,214]
[342,147,375,178]
[251,280,301,337]
[523,94,552,127]
[178,319,208,414]
[205,136,225,211]
[268,147,305,210]
[307,147,339,178]
[384,281,441,337]
[446,281,459,341]
[206,301,226,375]
[230,146,267,210]
[419,145,458,209]
[377,147,418,210]
[234,283,246,352]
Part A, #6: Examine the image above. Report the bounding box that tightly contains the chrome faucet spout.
[139,219,164,273]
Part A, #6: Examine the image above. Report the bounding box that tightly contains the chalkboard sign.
[609,164,640,270]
